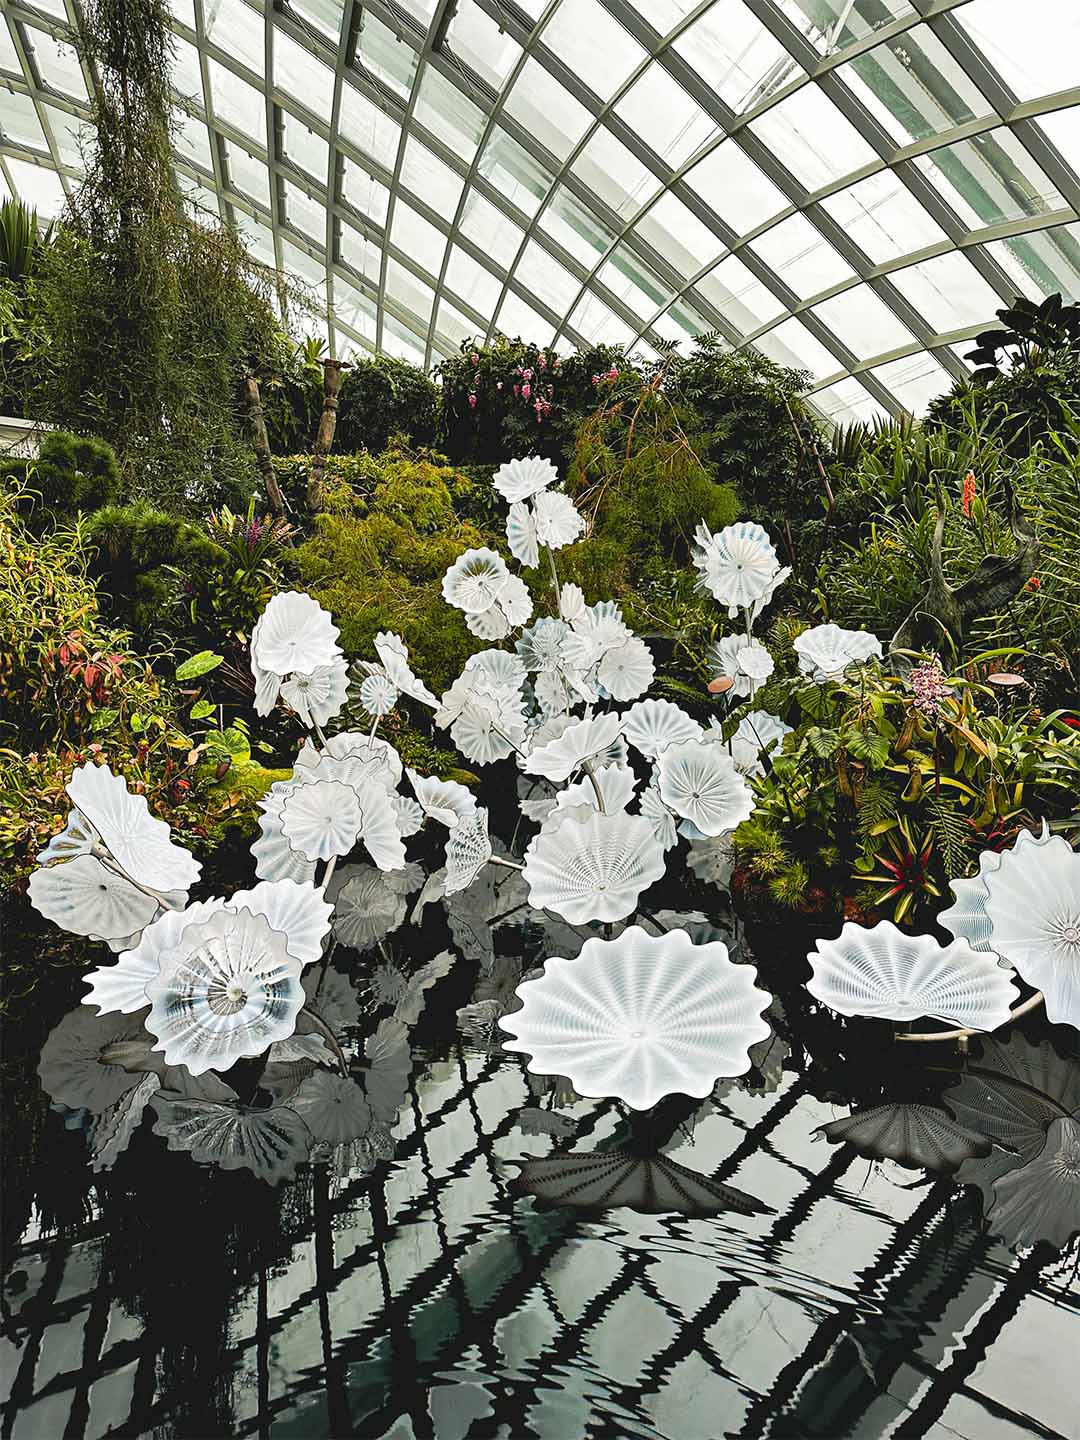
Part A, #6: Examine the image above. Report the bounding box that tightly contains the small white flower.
[533,491,584,550]
[493,455,559,503]
[359,672,398,717]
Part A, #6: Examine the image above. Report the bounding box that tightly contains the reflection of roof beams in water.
[3,1049,1075,1438]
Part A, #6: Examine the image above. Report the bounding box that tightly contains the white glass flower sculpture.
[522,811,665,923]
[373,631,438,707]
[296,731,403,792]
[252,785,317,885]
[29,853,161,943]
[66,762,201,892]
[693,521,780,618]
[253,590,341,675]
[83,877,332,1021]
[36,809,100,865]
[938,823,1051,956]
[554,763,637,819]
[441,547,510,613]
[464,573,533,640]
[146,908,305,1075]
[559,582,587,622]
[710,635,774,699]
[523,712,623,782]
[532,491,584,550]
[806,920,1019,1030]
[463,648,528,691]
[597,636,654,701]
[506,501,539,568]
[280,659,349,728]
[727,711,793,777]
[794,623,882,682]
[445,809,493,895]
[359,672,398,717]
[747,565,791,624]
[407,770,477,827]
[640,782,678,852]
[281,779,363,861]
[982,829,1080,1028]
[251,592,342,714]
[622,699,703,759]
[687,834,736,889]
[450,689,526,764]
[657,741,755,838]
[498,925,772,1108]
[493,455,559,503]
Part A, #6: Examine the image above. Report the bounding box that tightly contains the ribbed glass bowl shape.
[498,925,773,1109]
[807,920,1019,1030]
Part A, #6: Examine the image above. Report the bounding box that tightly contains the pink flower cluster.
[909,659,952,716]
[591,366,619,386]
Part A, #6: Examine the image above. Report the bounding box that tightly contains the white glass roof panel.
[2,0,1078,418]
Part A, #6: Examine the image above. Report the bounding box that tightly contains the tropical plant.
[0,196,52,282]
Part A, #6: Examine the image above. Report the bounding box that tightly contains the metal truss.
[0,0,1078,420]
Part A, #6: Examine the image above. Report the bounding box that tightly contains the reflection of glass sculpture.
[988,1116,1080,1251]
[150,1091,314,1185]
[814,1103,991,1174]
[807,920,1019,1031]
[511,1148,771,1216]
[499,925,772,1109]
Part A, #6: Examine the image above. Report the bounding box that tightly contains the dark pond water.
[2,860,1078,1440]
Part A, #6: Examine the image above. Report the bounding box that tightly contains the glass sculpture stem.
[302,1004,349,1076]
[370,712,380,740]
[894,989,1044,1044]
[546,545,562,614]
[94,846,184,910]
[313,718,329,749]
[583,760,606,813]
[488,855,524,872]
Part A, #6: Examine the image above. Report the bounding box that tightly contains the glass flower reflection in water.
[499,925,772,1109]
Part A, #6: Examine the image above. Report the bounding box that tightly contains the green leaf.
[255,740,275,754]
[130,712,144,734]
[843,729,891,768]
[176,650,223,681]
[89,707,119,732]
[189,699,215,720]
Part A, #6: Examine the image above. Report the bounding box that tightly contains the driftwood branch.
[890,485,1040,661]
[243,375,286,515]
[307,359,351,513]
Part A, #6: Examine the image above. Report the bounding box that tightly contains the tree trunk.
[243,375,285,515]
[307,359,350,513]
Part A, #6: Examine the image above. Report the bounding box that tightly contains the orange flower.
[961,470,977,517]
[1027,575,1041,590]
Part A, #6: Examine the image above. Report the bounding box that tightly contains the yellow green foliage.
[292,446,515,691]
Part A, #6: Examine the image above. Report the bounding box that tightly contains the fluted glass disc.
[807,920,1019,1030]
[522,811,665,924]
[499,925,772,1109]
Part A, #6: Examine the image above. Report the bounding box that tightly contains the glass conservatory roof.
[1,0,1079,420]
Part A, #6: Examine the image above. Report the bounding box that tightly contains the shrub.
[1,430,121,519]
